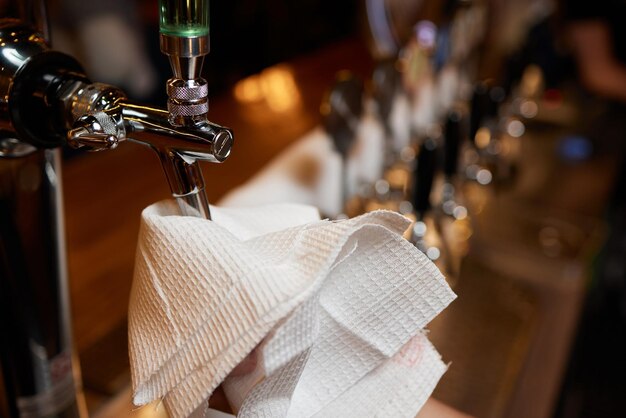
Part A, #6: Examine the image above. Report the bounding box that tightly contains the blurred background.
[47,0,362,103]
[2,0,624,417]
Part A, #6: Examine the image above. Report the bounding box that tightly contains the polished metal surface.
[52,72,232,219]
[160,29,211,127]
[160,33,210,57]
[167,78,209,101]
[65,83,127,123]
[0,23,48,132]
[16,0,50,41]
[164,72,210,127]
[68,113,124,152]
[160,33,209,80]
[67,95,233,218]
[0,148,85,418]
[158,9,221,215]
[0,3,232,414]
[0,137,37,158]
[67,129,119,152]
[0,16,86,418]
[120,102,232,161]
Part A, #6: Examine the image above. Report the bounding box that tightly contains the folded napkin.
[218,128,343,216]
[220,106,385,218]
[129,201,455,418]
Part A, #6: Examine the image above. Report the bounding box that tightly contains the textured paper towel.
[312,333,447,418]
[129,201,455,418]
[223,216,453,418]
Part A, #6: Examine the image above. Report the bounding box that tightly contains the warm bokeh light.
[233,65,301,112]
[474,126,491,149]
[520,64,543,98]
[233,74,264,103]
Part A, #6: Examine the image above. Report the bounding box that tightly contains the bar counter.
[62,36,619,417]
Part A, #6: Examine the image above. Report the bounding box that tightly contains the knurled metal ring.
[167,83,208,101]
[168,101,209,117]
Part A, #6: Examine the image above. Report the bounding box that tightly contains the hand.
[416,397,474,418]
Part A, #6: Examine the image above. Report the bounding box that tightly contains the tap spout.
[120,102,233,218]
[65,81,233,220]
[120,103,232,164]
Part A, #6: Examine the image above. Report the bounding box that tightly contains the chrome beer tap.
[0,0,232,416]
[322,72,364,218]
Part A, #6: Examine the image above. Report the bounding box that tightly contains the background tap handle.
[443,109,463,178]
[412,137,437,218]
[469,81,489,144]
[372,60,400,132]
[323,72,364,159]
[470,80,506,144]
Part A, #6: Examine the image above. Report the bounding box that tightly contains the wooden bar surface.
[61,35,618,418]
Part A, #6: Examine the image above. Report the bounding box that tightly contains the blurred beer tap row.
[312,0,580,283]
[317,0,490,280]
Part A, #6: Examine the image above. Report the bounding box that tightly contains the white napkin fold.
[219,129,342,216]
[220,107,386,218]
[129,201,455,418]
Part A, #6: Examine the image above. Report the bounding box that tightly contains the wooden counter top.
[62,35,618,418]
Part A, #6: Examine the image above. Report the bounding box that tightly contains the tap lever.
[67,111,124,151]
[67,129,118,152]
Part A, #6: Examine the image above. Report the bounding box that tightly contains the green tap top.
[159,0,209,37]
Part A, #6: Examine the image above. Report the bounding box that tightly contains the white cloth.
[220,110,386,219]
[129,201,455,418]
[219,128,343,217]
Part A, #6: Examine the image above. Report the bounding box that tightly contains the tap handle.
[67,130,118,152]
[372,60,400,130]
[323,72,364,159]
[469,81,489,144]
[412,137,437,218]
[469,80,506,144]
[157,0,232,219]
[160,0,211,127]
[66,112,124,151]
[159,0,209,42]
[443,109,463,178]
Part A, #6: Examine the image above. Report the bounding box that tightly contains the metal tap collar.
[160,33,209,80]
[160,33,209,57]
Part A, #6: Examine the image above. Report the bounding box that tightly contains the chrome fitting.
[166,78,209,127]
[160,34,209,80]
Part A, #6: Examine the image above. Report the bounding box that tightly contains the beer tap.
[464,80,506,186]
[67,0,233,219]
[372,60,401,157]
[0,0,232,416]
[410,136,441,261]
[440,108,468,219]
[322,73,364,218]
